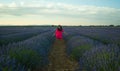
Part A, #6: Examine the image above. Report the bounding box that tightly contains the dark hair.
[57,25,63,31]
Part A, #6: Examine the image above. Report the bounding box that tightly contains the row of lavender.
[75,27,120,46]
[0,26,49,36]
[0,27,55,71]
[0,27,51,46]
[64,27,120,71]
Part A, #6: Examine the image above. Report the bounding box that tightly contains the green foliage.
[2,67,13,71]
[9,47,42,69]
[70,44,92,61]
[84,48,118,71]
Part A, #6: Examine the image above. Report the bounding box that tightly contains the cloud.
[0,1,120,25]
[8,2,17,7]
[0,3,3,7]
[0,2,119,16]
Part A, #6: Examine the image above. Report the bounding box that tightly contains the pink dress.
[55,29,63,39]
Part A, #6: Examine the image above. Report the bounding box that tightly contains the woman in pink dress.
[55,25,64,39]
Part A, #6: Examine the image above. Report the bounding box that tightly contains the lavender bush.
[0,29,55,71]
[80,44,119,71]
[64,26,120,71]
[0,27,50,46]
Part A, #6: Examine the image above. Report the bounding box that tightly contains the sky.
[0,0,120,26]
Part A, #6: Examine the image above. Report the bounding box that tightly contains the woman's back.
[55,26,63,39]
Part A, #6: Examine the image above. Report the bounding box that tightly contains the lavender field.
[0,26,120,71]
[64,26,120,71]
[0,26,55,71]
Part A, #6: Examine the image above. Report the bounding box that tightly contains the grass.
[9,47,42,69]
[70,44,92,61]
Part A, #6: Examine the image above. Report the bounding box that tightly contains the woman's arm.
[63,31,68,35]
[52,29,56,37]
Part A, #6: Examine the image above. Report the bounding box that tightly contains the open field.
[0,26,120,71]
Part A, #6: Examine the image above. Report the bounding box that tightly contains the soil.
[47,39,79,71]
[33,39,79,71]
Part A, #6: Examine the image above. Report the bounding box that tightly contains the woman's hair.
[57,25,63,31]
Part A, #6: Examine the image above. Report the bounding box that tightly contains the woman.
[55,25,64,39]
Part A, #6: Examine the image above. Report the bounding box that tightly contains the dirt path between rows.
[47,39,79,71]
[33,39,79,71]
